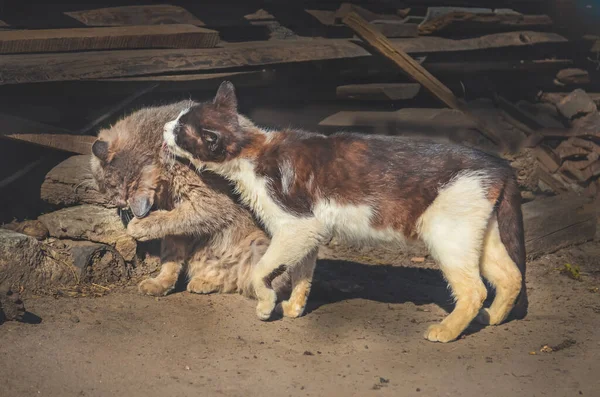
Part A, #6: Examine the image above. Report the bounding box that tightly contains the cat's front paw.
[281,299,306,318]
[423,323,459,343]
[187,278,219,294]
[127,218,154,241]
[255,289,277,321]
[138,278,172,296]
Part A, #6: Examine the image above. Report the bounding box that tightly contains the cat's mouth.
[118,207,136,227]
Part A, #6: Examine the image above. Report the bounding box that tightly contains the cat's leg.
[476,216,523,325]
[138,236,189,296]
[252,219,325,321]
[281,250,318,318]
[417,173,494,343]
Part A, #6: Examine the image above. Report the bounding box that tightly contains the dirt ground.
[1,240,599,397]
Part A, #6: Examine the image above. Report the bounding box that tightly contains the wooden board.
[41,155,110,208]
[3,134,96,154]
[523,194,597,258]
[38,205,136,261]
[0,31,568,85]
[0,24,219,54]
[336,83,421,101]
[419,12,553,35]
[65,5,205,27]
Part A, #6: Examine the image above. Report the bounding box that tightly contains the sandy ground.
[1,241,599,397]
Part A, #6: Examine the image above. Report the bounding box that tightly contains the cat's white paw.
[423,323,458,343]
[255,292,277,321]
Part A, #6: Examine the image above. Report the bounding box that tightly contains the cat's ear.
[201,128,224,154]
[129,192,153,218]
[91,140,110,162]
[213,81,237,111]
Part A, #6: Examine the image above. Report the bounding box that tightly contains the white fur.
[278,158,295,195]
[417,170,494,270]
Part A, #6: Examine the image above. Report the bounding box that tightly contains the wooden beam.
[419,12,553,36]
[0,31,568,85]
[336,83,421,101]
[342,11,504,146]
[65,5,205,27]
[0,113,94,154]
[523,194,597,258]
[0,24,219,54]
[3,134,96,155]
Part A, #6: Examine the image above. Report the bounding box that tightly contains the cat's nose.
[114,197,127,208]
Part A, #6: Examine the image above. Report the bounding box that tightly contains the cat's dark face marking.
[163,81,251,165]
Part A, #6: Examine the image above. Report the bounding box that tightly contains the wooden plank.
[0,113,94,154]
[336,83,421,101]
[41,155,109,208]
[371,21,419,38]
[0,32,568,85]
[539,92,600,108]
[419,12,553,36]
[0,24,219,54]
[523,194,597,258]
[3,134,96,155]
[65,5,205,27]
[38,205,136,261]
[342,11,504,146]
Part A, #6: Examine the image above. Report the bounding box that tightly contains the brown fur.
[90,100,291,299]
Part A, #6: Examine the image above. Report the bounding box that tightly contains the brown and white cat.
[90,100,307,309]
[163,82,528,343]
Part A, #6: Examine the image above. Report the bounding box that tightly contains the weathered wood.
[560,158,600,182]
[555,138,593,159]
[419,12,553,35]
[336,83,421,101]
[523,194,597,258]
[342,11,503,146]
[535,146,561,173]
[0,229,78,291]
[555,68,590,86]
[65,5,205,27]
[38,205,136,261]
[556,89,597,120]
[334,3,403,24]
[1,220,48,241]
[535,112,600,139]
[371,21,418,38]
[540,92,600,109]
[0,24,219,54]
[47,239,127,285]
[41,155,109,208]
[3,133,96,154]
[0,31,568,85]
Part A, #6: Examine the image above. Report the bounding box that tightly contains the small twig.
[91,283,110,291]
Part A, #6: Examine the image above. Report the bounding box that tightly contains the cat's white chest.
[220,159,296,234]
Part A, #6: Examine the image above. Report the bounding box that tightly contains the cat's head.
[163,81,249,167]
[90,120,161,220]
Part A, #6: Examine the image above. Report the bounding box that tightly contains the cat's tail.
[496,176,528,320]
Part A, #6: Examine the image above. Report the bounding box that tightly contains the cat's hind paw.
[138,278,172,297]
